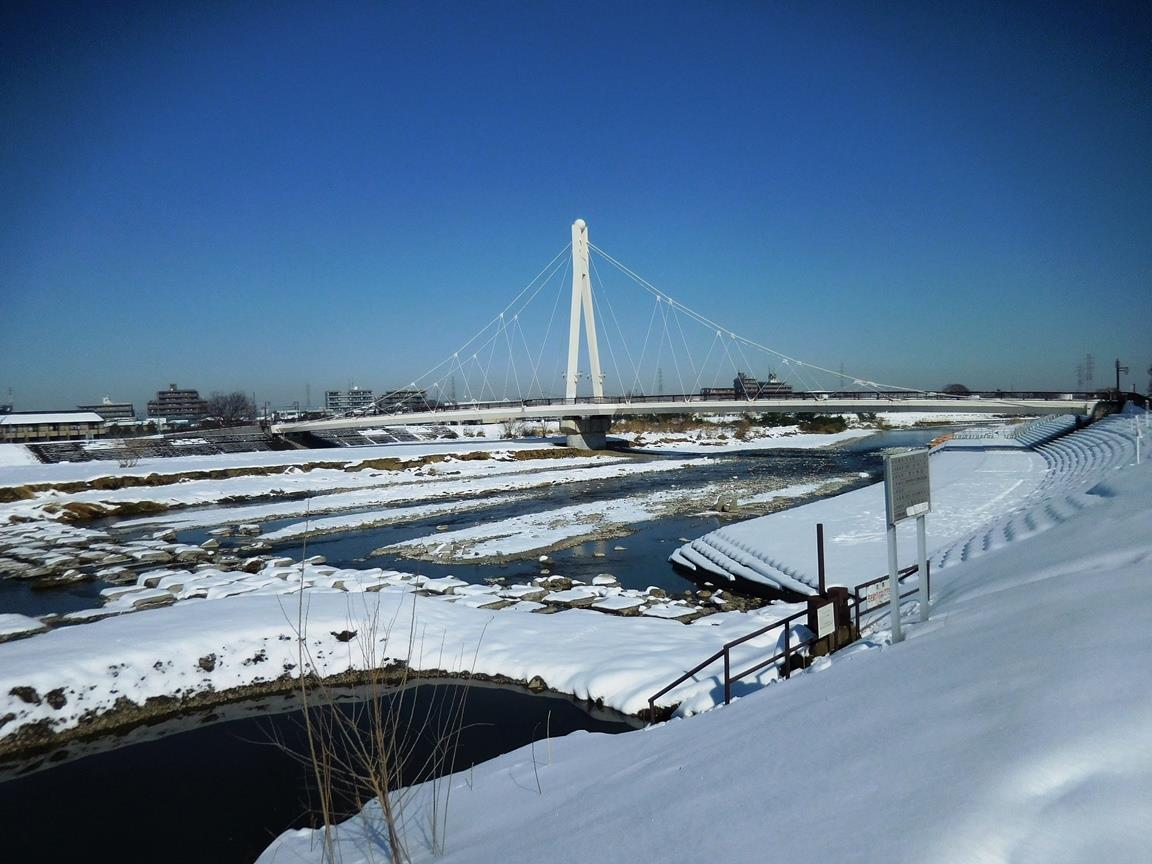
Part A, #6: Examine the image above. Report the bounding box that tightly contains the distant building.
[378,388,432,413]
[0,411,105,443]
[733,371,793,399]
[325,387,376,414]
[77,396,136,421]
[147,384,208,423]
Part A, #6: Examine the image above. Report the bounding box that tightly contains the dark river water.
[0,681,638,864]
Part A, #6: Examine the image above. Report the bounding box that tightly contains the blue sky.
[2,1,1149,411]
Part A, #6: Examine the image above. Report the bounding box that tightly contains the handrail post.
[783,625,791,679]
[723,646,731,704]
[816,522,826,594]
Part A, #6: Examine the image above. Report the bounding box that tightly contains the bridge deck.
[273,393,1099,434]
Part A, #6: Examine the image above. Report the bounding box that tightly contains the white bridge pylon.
[566,218,604,400]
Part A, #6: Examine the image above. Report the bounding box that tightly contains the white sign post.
[883,449,932,643]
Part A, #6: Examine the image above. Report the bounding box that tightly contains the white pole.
[887,524,902,643]
[565,219,604,400]
[565,220,588,401]
[1135,417,1142,465]
[917,514,929,623]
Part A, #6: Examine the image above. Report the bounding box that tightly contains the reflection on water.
[0,574,108,617]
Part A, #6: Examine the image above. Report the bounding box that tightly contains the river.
[2,428,951,617]
[0,681,638,863]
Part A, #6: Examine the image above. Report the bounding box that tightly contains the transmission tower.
[1076,363,1083,390]
[1085,353,1095,388]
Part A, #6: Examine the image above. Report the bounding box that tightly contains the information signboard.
[862,581,890,611]
[884,449,931,526]
[815,602,835,638]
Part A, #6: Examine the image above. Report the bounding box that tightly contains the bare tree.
[499,418,524,439]
[942,383,971,396]
[206,391,255,427]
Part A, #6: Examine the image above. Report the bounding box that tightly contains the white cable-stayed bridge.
[274,220,1102,448]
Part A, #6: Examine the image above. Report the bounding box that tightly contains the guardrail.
[646,607,811,721]
[852,563,928,633]
[318,390,1103,419]
[646,564,928,722]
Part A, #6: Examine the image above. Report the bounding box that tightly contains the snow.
[616,426,872,452]
[671,413,1140,593]
[382,493,676,560]
[0,613,46,640]
[0,411,104,426]
[0,568,808,739]
[0,437,564,487]
[1,409,1149,864]
[0,444,40,467]
[0,448,702,541]
[671,447,1049,593]
[867,411,998,428]
[591,594,645,613]
[257,408,1152,864]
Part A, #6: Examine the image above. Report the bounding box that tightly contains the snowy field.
[672,412,1143,592]
[2,409,1148,864]
[0,418,882,581]
[671,447,1050,592]
[262,412,1152,864]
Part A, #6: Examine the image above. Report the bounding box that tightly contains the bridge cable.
[657,296,688,396]
[527,263,569,399]
[588,242,926,394]
[589,255,641,401]
[689,330,723,397]
[354,244,572,418]
[630,298,662,397]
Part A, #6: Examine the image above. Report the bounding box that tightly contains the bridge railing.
[357,390,1099,417]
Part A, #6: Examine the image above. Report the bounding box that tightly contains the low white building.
[0,411,106,443]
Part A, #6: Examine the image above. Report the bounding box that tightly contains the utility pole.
[1115,358,1129,395]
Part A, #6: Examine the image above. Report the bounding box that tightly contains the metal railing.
[852,563,928,632]
[646,607,812,721]
[328,390,1103,418]
[646,563,929,721]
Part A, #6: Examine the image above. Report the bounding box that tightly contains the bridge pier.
[561,416,612,450]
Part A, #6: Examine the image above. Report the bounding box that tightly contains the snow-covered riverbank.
[671,412,1142,592]
[4,412,1147,864]
[261,416,1152,863]
[0,421,881,586]
[0,414,1142,734]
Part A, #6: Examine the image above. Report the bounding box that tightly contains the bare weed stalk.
[282,511,485,862]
